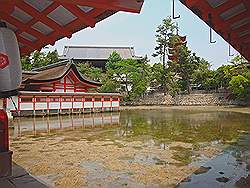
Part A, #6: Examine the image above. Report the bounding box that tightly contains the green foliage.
[77,63,102,82]
[191,58,212,89]
[174,46,198,93]
[21,50,59,70]
[231,55,248,65]
[106,51,122,70]
[77,52,152,101]
[151,63,164,88]
[99,76,119,93]
[153,16,177,66]
[214,65,234,88]
[151,16,249,100]
[152,17,178,94]
[21,55,32,71]
[229,75,250,100]
[105,52,151,100]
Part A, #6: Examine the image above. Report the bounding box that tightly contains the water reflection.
[117,110,250,144]
[177,133,250,188]
[9,109,250,187]
[10,112,120,138]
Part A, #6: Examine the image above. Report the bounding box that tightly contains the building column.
[0,107,13,177]
[92,96,94,113]
[101,96,104,112]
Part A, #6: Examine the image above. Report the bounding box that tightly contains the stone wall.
[124,92,249,106]
[174,93,232,106]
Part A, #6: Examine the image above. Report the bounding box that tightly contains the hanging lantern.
[0,25,21,98]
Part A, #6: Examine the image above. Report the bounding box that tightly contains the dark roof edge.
[32,59,71,72]
[24,63,102,87]
[63,45,135,49]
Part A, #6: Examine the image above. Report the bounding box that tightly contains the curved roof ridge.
[23,62,101,87]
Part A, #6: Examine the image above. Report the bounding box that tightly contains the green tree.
[77,63,103,82]
[170,45,198,94]
[151,63,164,89]
[229,74,250,100]
[231,55,248,65]
[21,55,32,71]
[153,17,177,68]
[99,75,119,93]
[21,50,59,70]
[153,17,177,94]
[213,65,234,89]
[191,58,216,90]
[105,52,151,101]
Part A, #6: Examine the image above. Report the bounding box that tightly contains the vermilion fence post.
[0,109,13,177]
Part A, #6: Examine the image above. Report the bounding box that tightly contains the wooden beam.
[53,0,143,13]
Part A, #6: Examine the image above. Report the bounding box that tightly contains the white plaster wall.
[35,103,47,110]
[73,102,83,109]
[103,101,111,107]
[84,102,93,108]
[20,103,33,110]
[49,102,60,109]
[62,102,72,109]
[94,102,102,108]
[112,102,119,107]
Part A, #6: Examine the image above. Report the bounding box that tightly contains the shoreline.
[120,105,250,114]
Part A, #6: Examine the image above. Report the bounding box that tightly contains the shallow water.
[9,109,250,187]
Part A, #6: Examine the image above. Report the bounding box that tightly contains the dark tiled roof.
[60,46,141,60]
[22,71,39,80]
[23,62,101,87]
[31,60,69,72]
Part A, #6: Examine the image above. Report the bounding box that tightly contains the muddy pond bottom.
[9,108,250,188]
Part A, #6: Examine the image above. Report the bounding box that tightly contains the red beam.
[53,0,143,13]
[15,1,72,40]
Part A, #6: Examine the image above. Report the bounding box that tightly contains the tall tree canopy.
[103,52,151,100]
[153,17,177,94]
[21,50,59,71]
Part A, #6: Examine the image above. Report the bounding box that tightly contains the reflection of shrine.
[10,112,120,138]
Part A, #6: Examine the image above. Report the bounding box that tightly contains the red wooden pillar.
[33,96,36,116]
[101,96,104,112]
[59,95,62,114]
[110,96,113,112]
[46,96,49,115]
[0,109,13,177]
[82,96,85,113]
[92,96,94,113]
[71,96,74,113]
[118,97,120,111]
[17,95,20,116]
[63,77,67,92]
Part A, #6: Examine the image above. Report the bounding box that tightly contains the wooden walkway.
[0,163,52,188]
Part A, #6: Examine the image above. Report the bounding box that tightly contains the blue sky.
[49,0,238,69]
